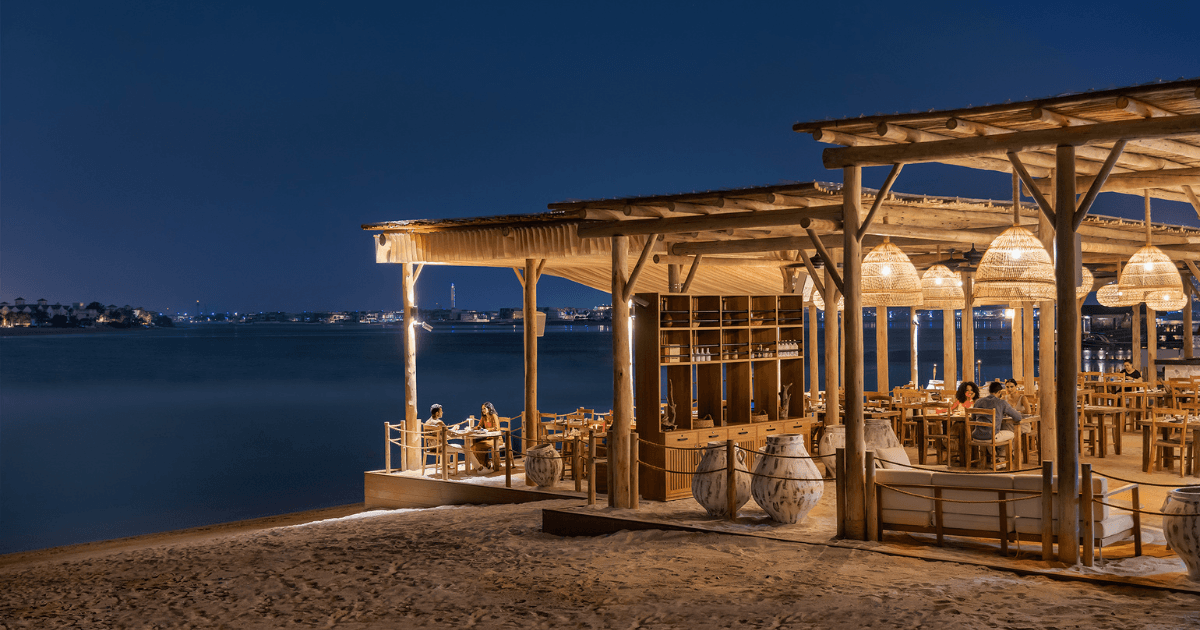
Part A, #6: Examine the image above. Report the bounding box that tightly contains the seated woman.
[949,381,980,415]
[1002,379,1032,418]
[471,402,501,471]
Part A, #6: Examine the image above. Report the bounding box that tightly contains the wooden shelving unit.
[634,292,815,501]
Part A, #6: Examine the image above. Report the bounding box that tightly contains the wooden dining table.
[1080,403,1124,457]
[449,427,502,473]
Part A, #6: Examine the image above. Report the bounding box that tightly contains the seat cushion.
[877,469,934,511]
[875,446,913,469]
[1015,514,1134,539]
[931,472,1014,517]
[1011,474,1109,522]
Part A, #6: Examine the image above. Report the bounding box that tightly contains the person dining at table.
[972,381,1026,440]
[1002,379,1032,420]
[470,402,501,471]
[949,381,980,415]
[1120,360,1142,381]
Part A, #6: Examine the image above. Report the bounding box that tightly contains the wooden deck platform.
[542,505,1200,595]
[364,470,590,509]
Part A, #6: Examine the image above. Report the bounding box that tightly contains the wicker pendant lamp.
[973,176,1056,303]
[861,238,923,307]
[920,264,965,310]
[812,289,844,312]
[1145,289,1188,312]
[801,274,814,303]
[1117,192,1183,302]
[1076,266,1094,300]
[1096,283,1139,308]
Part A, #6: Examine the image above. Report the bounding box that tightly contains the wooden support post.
[611,236,634,509]
[910,306,918,387]
[401,263,420,470]
[384,423,392,473]
[524,259,540,447]
[961,273,975,385]
[808,304,820,413]
[1010,305,1024,382]
[839,311,846,390]
[505,431,513,488]
[876,306,888,393]
[668,263,681,293]
[1132,304,1142,373]
[441,425,449,480]
[1054,144,1081,565]
[1041,460,1054,561]
[1022,304,1036,388]
[573,435,582,493]
[1146,306,1158,386]
[1082,463,1095,567]
[942,309,957,390]
[835,448,846,539]
[607,428,615,508]
[1185,273,1195,360]
[1039,195,1056,469]
[588,432,597,505]
[824,266,840,425]
[842,165,867,541]
[726,439,738,522]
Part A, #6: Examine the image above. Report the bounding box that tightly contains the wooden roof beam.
[1074,139,1126,230]
[672,235,822,257]
[953,115,1167,170]
[880,122,1056,171]
[812,127,1052,178]
[823,114,1200,169]
[1033,106,1199,163]
[653,255,802,268]
[1184,185,1200,222]
[1117,96,1176,119]
[576,206,842,239]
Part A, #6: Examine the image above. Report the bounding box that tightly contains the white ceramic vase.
[524,444,563,488]
[751,434,824,524]
[1162,486,1200,581]
[691,441,751,518]
[817,419,907,472]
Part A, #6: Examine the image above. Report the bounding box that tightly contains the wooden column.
[910,306,919,386]
[401,263,420,470]
[839,311,846,389]
[961,273,975,384]
[1146,306,1157,386]
[1054,145,1081,565]
[1185,273,1195,360]
[808,304,820,413]
[842,165,866,540]
[523,259,540,438]
[668,264,681,293]
[1023,304,1036,388]
[824,266,840,426]
[1010,305,1024,382]
[1038,188,1056,464]
[611,236,634,508]
[1132,305,1142,372]
[942,309,956,391]
[876,306,888,393]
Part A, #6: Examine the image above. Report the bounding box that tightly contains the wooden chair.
[1085,391,1124,457]
[1150,407,1198,477]
[421,423,465,476]
[966,408,1014,471]
[892,388,925,447]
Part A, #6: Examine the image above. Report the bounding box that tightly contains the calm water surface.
[2,317,1047,553]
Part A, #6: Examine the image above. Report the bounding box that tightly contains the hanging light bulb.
[920,264,964,310]
[973,226,1056,303]
[861,238,923,307]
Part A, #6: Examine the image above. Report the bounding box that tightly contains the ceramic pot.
[524,444,563,488]
[817,419,907,472]
[691,441,751,517]
[1162,486,1200,581]
[751,434,824,524]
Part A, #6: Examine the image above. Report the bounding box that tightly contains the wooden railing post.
[573,435,583,493]
[440,425,448,480]
[835,448,846,539]
[505,430,513,488]
[607,428,616,508]
[865,450,878,542]
[630,434,640,509]
[1082,463,1095,567]
[1041,460,1054,561]
[726,439,738,522]
[588,431,597,506]
[384,422,392,473]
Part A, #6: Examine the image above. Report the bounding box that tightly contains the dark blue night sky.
[3,2,1198,313]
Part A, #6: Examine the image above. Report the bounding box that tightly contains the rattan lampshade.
[1076,266,1094,300]
[920,264,965,310]
[802,274,814,303]
[812,289,843,312]
[1145,288,1188,312]
[861,239,923,307]
[973,226,1057,302]
[1096,283,1139,308]
[1117,245,1182,302]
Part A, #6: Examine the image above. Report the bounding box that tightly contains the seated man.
[970,381,1024,444]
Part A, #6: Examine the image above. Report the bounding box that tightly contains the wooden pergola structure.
[364,78,1200,563]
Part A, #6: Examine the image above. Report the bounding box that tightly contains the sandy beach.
[2,497,1198,629]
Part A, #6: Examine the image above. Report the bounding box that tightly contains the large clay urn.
[1162,486,1200,581]
[751,434,824,524]
[818,419,907,472]
[691,441,751,518]
[524,444,563,488]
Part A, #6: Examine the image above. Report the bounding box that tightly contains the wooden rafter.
[858,163,903,239]
[1007,152,1056,225]
[1073,139,1126,230]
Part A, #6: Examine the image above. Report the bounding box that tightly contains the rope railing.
[1092,497,1200,517]
[875,483,1040,504]
[872,455,1043,474]
[1088,468,1200,488]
